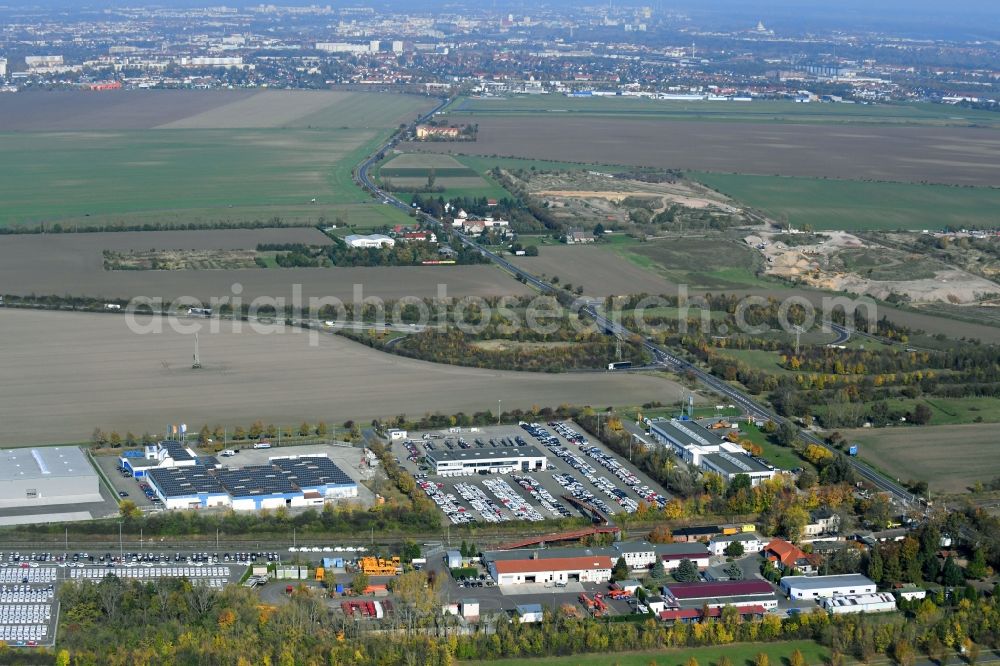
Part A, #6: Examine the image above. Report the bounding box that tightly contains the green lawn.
[736,423,812,472]
[613,238,771,290]
[451,96,1000,128]
[691,173,1000,231]
[0,127,393,228]
[882,396,1000,426]
[465,639,829,666]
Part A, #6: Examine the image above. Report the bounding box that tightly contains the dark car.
[118,491,129,498]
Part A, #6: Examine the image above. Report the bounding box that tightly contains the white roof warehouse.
[425,445,547,476]
[648,419,776,485]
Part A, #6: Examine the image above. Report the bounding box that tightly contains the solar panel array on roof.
[160,441,194,462]
[147,467,225,497]
[215,465,298,497]
[271,456,353,487]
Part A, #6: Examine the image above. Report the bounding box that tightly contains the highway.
[355,98,915,507]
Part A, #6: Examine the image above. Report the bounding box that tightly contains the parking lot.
[395,421,672,526]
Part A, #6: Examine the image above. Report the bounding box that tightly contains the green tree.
[612,556,629,582]
[864,548,884,584]
[119,500,141,521]
[942,556,965,586]
[198,425,211,445]
[790,649,807,666]
[316,421,328,438]
[673,559,699,583]
[966,548,988,579]
[724,541,745,558]
[109,431,123,448]
[298,421,312,437]
[755,653,770,666]
[647,558,667,585]
[55,650,71,666]
[233,426,246,441]
[351,571,370,595]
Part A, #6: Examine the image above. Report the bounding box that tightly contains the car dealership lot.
[397,422,671,525]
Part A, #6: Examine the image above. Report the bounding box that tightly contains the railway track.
[354,101,916,507]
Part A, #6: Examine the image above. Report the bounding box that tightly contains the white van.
[221,449,236,457]
[253,442,272,449]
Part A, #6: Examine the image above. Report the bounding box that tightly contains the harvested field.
[452,96,1000,128]
[844,424,1000,493]
[508,245,671,296]
[0,230,529,302]
[0,89,432,131]
[0,310,684,446]
[407,117,1000,186]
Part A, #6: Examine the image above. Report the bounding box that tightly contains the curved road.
[355,99,915,507]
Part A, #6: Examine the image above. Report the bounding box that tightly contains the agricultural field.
[623,237,769,290]
[407,116,1000,187]
[0,229,529,302]
[451,96,1000,128]
[693,173,1000,231]
[469,639,829,666]
[378,151,511,201]
[844,423,1000,493]
[0,90,435,228]
[0,309,685,446]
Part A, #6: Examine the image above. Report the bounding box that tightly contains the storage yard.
[395,421,672,526]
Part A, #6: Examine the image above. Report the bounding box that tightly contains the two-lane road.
[354,101,915,506]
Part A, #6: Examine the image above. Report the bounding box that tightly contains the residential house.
[804,508,841,537]
[565,229,596,244]
[764,538,817,574]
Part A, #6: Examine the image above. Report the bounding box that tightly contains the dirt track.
[0,310,685,445]
[407,117,1000,186]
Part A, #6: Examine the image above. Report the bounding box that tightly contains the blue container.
[848,445,859,456]
[335,584,344,594]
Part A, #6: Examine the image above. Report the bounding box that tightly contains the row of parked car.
[510,474,573,518]
[580,445,668,509]
[482,477,545,522]
[417,480,475,525]
[551,472,615,517]
[454,482,508,523]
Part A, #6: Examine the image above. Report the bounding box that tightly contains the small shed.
[446,550,463,569]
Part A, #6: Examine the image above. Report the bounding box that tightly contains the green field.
[880,396,1000,426]
[467,639,829,666]
[616,237,770,290]
[691,173,1000,231]
[0,128,391,227]
[453,96,1000,128]
[737,423,812,472]
[0,91,434,229]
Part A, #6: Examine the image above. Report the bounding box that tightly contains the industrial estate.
[0,0,999,664]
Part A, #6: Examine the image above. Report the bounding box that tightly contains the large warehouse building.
[0,447,102,508]
[648,419,777,485]
[426,446,547,476]
[147,455,358,510]
[779,574,876,600]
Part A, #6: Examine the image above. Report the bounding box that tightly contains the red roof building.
[764,538,818,573]
[665,580,774,600]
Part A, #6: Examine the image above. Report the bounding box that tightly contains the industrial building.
[145,455,358,510]
[482,543,708,586]
[708,532,765,557]
[822,592,896,614]
[0,447,101,509]
[488,554,613,586]
[647,419,777,485]
[662,579,779,611]
[120,440,200,478]
[344,233,395,249]
[611,542,710,571]
[426,446,547,476]
[780,574,877,600]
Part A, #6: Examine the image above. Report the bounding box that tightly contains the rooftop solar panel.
[147,467,225,497]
